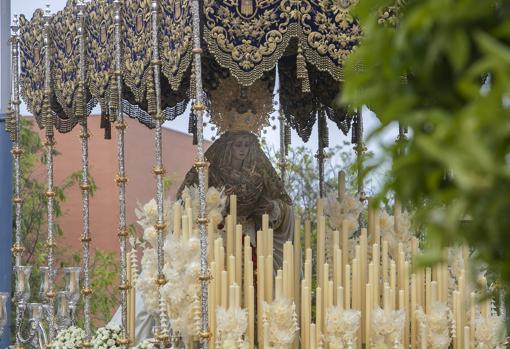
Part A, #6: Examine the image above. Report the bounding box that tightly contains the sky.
[13,0,397,169]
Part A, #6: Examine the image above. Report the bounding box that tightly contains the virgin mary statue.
[177,130,294,271]
[110,131,294,342]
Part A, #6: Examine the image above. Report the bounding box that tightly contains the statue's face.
[232,135,251,162]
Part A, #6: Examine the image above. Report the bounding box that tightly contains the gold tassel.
[43,95,53,138]
[146,71,157,116]
[109,79,119,117]
[75,83,85,120]
[296,44,311,93]
[6,105,15,141]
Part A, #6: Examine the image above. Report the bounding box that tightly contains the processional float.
[5,0,506,348]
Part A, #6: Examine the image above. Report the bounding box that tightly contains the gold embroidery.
[51,0,81,120]
[122,0,152,103]
[160,0,193,91]
[87,0,116,111]
[19,10,46,125]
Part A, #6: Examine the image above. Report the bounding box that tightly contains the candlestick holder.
[63,267,81,325]
[13,266,44,348]
[0,292,9,337]
[14,265,81,349]
[56,291,72,331]
[14,266,32,305]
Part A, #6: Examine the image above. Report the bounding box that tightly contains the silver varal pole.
[77,1,92,346]
[191,0,210,346]
[113,1,130,347]
[11,13,25,349]
[317,110,326,198]
[355,109,364,197]
[42,4,57,343]
[151,0,170,343]
[278,111,286,185]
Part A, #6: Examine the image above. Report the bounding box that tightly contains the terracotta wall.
[34,116,209,255]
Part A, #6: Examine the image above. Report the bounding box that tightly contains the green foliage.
[14,119,117,328]
[263,142,370,220]
[341,0,510,297]
[74,250,119,327]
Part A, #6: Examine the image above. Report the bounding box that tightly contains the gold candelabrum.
[8,2,93,348]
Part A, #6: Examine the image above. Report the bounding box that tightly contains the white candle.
[263,322,270,348]
[235,283,241,309]
[425,267,431,314]
[411,274,417,349]
[464,326,470,349]
[221,271,228,308]
[305,220,311,251]
[316,287,322,342]
[262,214,269,233]
[384,283,390,314]
[420,323,427,349]
[345,264,351,309]
[382,240,389,284]
[173,202,181,235]
[235,225,242,286]
[228,255,235,287]
[186,208,193,236]
[275,272,283,300]
[265,255,273,302]
[182,215,189,241]
[337,287,344,310]
[366,283,372,346]
[310,324,316,349]
[248,286,255,349]
[230,194,237,225]
[226,215,234,257]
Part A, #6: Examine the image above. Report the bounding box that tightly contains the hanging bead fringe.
[284,123,291,156]
[190,61,196,100]
[100,111,112,140]
[189,110,198,145]
[322,115,329,149]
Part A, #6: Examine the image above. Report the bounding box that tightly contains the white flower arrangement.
[371,307,406,349]
[324,191,364,267]
[474,312,507,349]
[136,186,227,342]
[53,326,85,349]
[160,234,202,338]
[415,303,452,349]
[325,192,364,238]
[215,307,249,349]
[379,210,413,260]
[324,306,361,349]
[91,324,122,349]
[136,248,160,314]
[262,298,299,348]
[181,185,228,232]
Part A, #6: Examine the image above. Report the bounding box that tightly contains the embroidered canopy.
[18,0,361,141]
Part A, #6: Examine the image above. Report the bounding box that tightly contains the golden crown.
[208,76,274,134]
